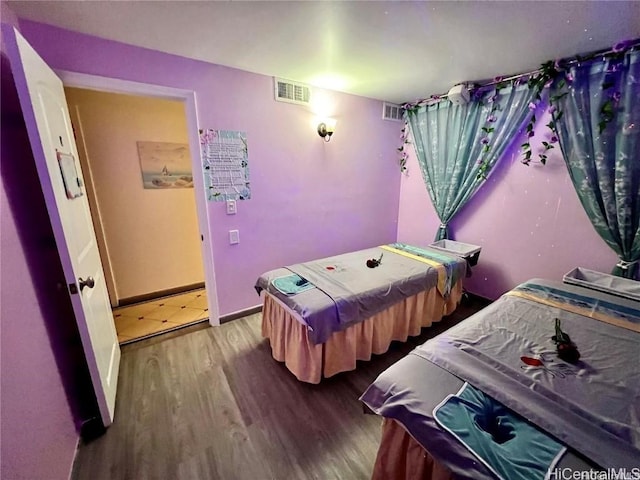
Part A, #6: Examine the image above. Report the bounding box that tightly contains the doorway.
[59,72,221,339]
[65,87,211,343]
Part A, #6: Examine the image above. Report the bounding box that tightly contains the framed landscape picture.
[137,141,193,189]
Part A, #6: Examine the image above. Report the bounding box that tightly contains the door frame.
[58,70,221,326]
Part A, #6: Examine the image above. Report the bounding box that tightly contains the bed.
[255,243,468,383]
[360,274,640,480]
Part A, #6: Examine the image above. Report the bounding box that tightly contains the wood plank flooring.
[71,297,488,480]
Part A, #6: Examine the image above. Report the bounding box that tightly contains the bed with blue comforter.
[360,276,640,480]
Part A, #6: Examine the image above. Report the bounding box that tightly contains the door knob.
[78,276,95,291]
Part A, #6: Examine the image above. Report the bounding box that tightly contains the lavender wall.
[397,108,618,300]
[18,20,402,316]
[1,5,91,478]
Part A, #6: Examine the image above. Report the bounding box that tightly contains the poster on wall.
[137,141,194,189]
[200,129,250,201]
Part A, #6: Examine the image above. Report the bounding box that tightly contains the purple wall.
[1,5,91,479]
[17,19,402,316]
[397,108,618,299]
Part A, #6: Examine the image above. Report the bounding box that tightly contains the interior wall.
[397,107,618,300]
[19,19,402,316]
[1,5,86,478]
[64,88,204,302]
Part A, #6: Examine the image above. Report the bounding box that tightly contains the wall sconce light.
[317,118,337,142]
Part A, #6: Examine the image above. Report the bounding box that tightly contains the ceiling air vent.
[274,78,311,106]
[382,102,403,121]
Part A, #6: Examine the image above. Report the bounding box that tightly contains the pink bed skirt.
[372,418,453,480]
[261,280,462,383]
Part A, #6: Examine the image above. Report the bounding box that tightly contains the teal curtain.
[408,84,537,240]
[552,49,640,278]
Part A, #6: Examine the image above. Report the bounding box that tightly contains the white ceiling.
[7,1,640,104]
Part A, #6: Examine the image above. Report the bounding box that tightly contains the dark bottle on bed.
[553,318,580,364]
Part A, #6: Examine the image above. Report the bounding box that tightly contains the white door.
[3,25,120,426]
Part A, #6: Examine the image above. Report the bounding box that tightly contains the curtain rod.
[482,38,640,87]
[406,37,640,107]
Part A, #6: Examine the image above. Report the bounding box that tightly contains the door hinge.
[69,283,79,294]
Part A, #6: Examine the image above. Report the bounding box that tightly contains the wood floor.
[71,297,488,480]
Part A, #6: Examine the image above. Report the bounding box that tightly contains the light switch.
[229,229,239,245]
[226,200,237,215]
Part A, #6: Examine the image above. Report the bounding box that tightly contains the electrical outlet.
[226,200,236,215]
[229,230,239,244]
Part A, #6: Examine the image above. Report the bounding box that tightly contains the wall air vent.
[382,102,403,121]
[274,78,311,106]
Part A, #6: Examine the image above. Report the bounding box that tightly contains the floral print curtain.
[552,49,640,278]
[407,84,536,240]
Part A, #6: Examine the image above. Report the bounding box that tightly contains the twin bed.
[360,273,640,479]
[255,243,467,383]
